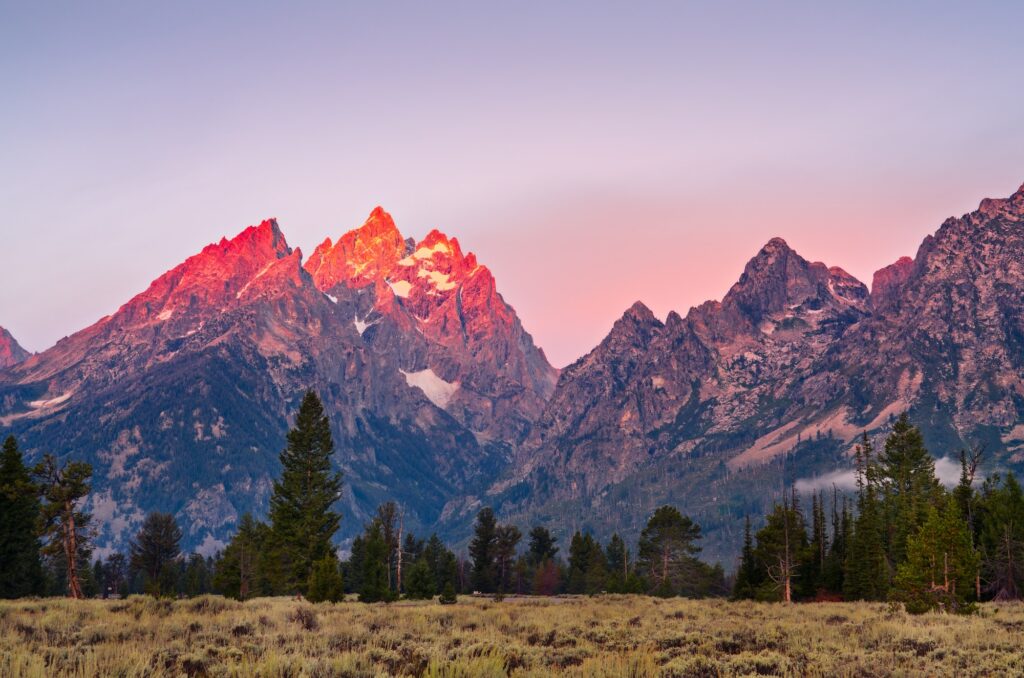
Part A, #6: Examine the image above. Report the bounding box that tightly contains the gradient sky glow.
[3,2,1024,366]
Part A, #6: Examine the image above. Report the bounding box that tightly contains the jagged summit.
[721,238,867,325]
[0,326,30,368]
[306,207,407,290]
[621,301,658,323]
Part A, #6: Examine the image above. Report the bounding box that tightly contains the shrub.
[439,582,458,605]
[306,557,344,603]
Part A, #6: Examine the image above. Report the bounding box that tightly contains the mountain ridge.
[3,182,1024,564]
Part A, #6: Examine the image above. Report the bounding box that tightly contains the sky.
[2,2,1023,367]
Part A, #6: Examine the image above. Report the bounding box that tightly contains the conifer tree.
[754,494,808,602]
[267,391,342,594]
[469,507,498,593]
[808,492,828,593]
[895,496,979,613]
[845,434,889,600]
[0,436,44,598]
[130,512,182,597]
[421,533,458,594]
[976,472,1024,600]
[526,526,558,567]
[604,533,630,592]
[359,520,395,602]
[494,524,522,594]
[878,414,942,567]
[821,492,849,594]
[213,513,271,600]
[732,515,762,600]
[404,558,435,600]
[34,454,93,599]
[637,505,703,597]
[307,556,344,603]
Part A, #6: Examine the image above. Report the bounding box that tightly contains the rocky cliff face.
[0,327,30,369]
[0,212,555,552]
[305,208,557,446]
[486,183,1024,563]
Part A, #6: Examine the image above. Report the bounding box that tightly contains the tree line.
[733,414,1024,613]
[5,396,1022,611]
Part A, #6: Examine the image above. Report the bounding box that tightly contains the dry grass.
[1,594,1022,677]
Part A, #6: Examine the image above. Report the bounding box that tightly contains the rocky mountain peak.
[0,326,30,368]
[305,207,408,290]
[722,238,866,325]
[977,182,1024,220]
[870,256,915,311]
[116,219,295,326]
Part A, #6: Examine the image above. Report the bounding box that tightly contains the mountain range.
[2,182,1023,563]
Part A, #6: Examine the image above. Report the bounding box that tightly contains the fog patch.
[794,456,974,495]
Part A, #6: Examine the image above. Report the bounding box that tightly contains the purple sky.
[3,2,1023,366]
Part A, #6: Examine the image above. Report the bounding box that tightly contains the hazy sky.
[3,2,1023,366]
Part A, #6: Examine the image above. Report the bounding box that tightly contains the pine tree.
[307,556,344,603]
[637,505,704,597]
[895,496,979,613]
[753,495,808,602]
[0,436,44,598]
[438,580,458,604]
[469,507,498,593]
[130,512,182,597]
[808,492,828,594]
[184,553,212,596]
[376,501,400,592]
[845,434,889,600]
[34,454,93,599]
[567,531,590,594]
[526,526,558,568]
[359,520,395,603]
[976,472,1024,600]
[878,414,942,568]
[604,533,629,592]
[267,391,343,594]
[105,553,128,598]
[421,533,458,594]
[213,513,270,600]
[821,492,849,594]
[732,515,763,600]
[494,524,522,594]
[344,534,366,594]
[405,558,436,600]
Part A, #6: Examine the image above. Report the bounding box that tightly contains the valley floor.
[1,595,1022,677]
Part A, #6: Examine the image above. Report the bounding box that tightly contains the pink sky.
[2,3,1023,366]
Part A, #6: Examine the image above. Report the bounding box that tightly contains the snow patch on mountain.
[400,368,458,409]
[387,279,413,298]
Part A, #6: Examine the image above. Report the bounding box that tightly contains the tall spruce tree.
[732,515,762,600]
[130,512,182,597]
[34,454,93,599]
[753,495,808,602]
[267,391,343,594]
[895,496,979,613]
[526,526,558,568]
[604,533,630,592]
[976,472,1024,600]
[213,513,271,599]
[358,520,395,602]
[0,436,44,598]
[845,434,889,600]
[494,524,522,594]
[878,414,942,567]
[469,507,498,593]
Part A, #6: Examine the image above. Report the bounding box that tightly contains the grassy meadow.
[2,595,1022,677]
